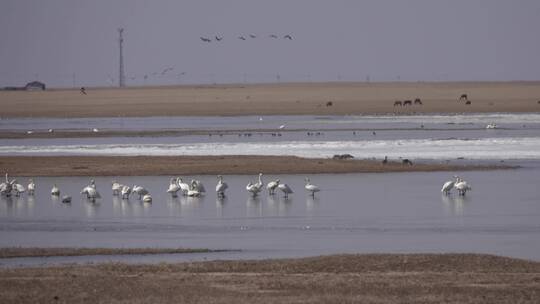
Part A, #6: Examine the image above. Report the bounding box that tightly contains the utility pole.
[118,28,125,87]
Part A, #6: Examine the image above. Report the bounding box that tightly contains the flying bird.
[200,37,211,42]
[283,35,293,40]
[249,34,256,38]
[161,67,174,75]
[215,36,223,41]
[269,34,278,39]
[238,36,246,40]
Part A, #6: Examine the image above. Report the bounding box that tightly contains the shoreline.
[0,156,513,176]
[1,81,539,118]
[1,253,539,303]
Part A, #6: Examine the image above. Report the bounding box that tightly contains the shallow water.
[2,113,540,160]
[1,165,539,266]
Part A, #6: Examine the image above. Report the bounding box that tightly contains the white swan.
[121,185,132,199]
[441,176,457,195]
[132,185,149,199]
[278,182,293,198]
[12,180,25,197]
[266,179,280,195]
[111,180,123,196]
[27,179,35,195]
[176,178,190,196]
[304,177,320,197]
[246,173,263,196]
[166,177,181,197]
[454,177,472,196]
[0,173,12,197]
[216,175,228,198]
[190,179,206,194]
[142,194,153,203]
[51,184,60,196]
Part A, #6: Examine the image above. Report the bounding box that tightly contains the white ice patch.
[1,137,540,160]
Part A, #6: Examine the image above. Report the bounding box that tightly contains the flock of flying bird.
[0,173,320,204]
[200,34,293,43]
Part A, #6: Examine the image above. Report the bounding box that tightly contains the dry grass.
[1,82,539,117]
[0,155,512,176]
[1,253,539,303]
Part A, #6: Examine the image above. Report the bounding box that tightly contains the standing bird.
[177,177,190,196]
[278,182,293,198]
[27,179,35,195]
[246,173,263,196]
[167,177,181,197]
[11,180,25,197]
[454,177,472,196]
[51,184,60,196]
[190,179,206,194]
[121,185,132,199]
[216,175,228,198]
[0,173,12,197]
[112,180,123,196]
[304,178,320,197]
[441,176,457,195]
[132,185,149,200]
[266,179,280,195]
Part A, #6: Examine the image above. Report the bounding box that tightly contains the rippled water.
[1,166,539,266]
[2,113,540,160]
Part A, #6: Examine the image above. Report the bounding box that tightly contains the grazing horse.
[403,100,412,106]
[393,101,402,106]
[465,100,471,105]
[414,98,422,105]
[459,94,468,101]
[402,159,413,166]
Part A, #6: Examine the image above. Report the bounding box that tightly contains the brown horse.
[414,98,422,105]
[459,94,468,101]
[394,101,402,106]
[403,100,412,106]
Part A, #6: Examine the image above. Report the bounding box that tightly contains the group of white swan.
[3,173,474,204]
[441,176,472,196]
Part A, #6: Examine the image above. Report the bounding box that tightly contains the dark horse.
[459,94,468,101]
[403,100,412,106]
[393,101,402,106]
[414,98,422,105]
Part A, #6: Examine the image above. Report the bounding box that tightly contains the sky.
[1,0,539,88]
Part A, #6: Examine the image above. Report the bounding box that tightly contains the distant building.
[25,81,46,91]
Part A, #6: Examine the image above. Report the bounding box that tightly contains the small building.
[25,81,46,91]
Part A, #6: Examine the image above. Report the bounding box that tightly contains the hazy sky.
[1,0,539,87]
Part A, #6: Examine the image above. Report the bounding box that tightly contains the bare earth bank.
[0,156,511,176]
[1,82,539,117]
[0,253,539,303]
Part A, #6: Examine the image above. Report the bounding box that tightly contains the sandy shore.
[1,82,539,117]
[0,156,510,176]
[1,253,538,303]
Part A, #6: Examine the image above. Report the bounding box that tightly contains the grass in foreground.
[1,253,539,303]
